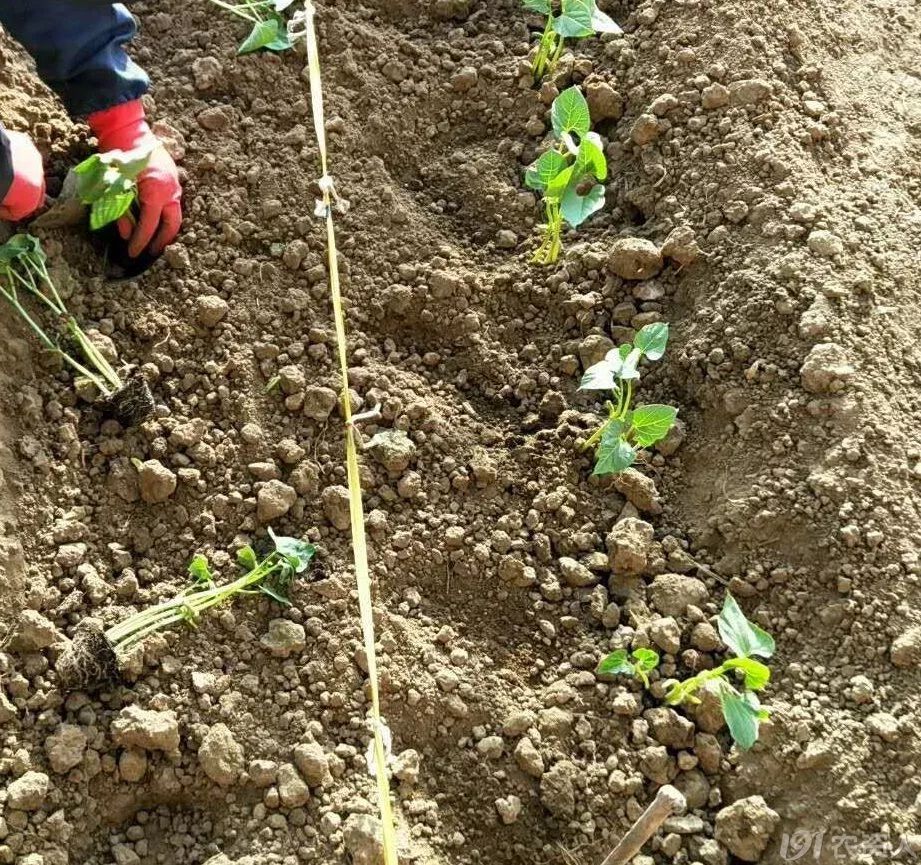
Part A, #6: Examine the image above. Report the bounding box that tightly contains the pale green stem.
[0,281,111,393]
[210,0,268,22]
[67,319,122,393]
[24,255,67,315]
[105,556,282,650]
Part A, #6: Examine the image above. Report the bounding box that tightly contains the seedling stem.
[579,324,676,475]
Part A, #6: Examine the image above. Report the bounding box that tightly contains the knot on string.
[287,8,309,43]
[314,174,350,218]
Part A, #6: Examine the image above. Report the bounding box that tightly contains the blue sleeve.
[0,1,149,117]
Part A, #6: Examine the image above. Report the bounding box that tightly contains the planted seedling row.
[598,594,776,750]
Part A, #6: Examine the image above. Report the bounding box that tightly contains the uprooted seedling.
[597,646,660,687]
[579,322,677,475]
[523,0,621,82]
[526,86,608,264]
[0,234,154,425]
[665,594,775,750]
[210,0,295,54]
[56,529,315,690]
[74,144,153,231]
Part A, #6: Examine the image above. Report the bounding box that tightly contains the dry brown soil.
[1,0,920,864]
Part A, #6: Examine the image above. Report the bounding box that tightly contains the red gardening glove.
[0,131,46,222]
[88,99,182,257]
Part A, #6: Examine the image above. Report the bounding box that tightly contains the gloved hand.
[0,131,46,222]
[88,99,182,257]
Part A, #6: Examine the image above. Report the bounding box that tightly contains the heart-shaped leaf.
[634,322,669,360]
[552,0,594,36]
[631,404,677,446]
[579,358,617,391]
[560,181,604,228]
[593,425,635,476]
[239,17,283,54]
[631,648,660,672]
[596,649,633,676]
[574,132,607,180]
[551,86,591,137]
[590,2,622,33]
[720,686,766,751]
[525,150,569,191]
[269,528,317,574]
[718,593,776,659]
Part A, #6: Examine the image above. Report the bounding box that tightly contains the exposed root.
[55,619,120,692]
[99,375,156,427]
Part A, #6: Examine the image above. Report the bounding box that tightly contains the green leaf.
[618,346,642,381]
[720,686,763,751]
[590,2,623,33]
[525,150,569,191]
[188,554,214,586]
[718,593,776,659]
[596,649,633,676]
[631,404,677,447]
[593,424,636,476]
[237,544,260,571]
[634,322,669,360]
[73,157,110,204]
[268,528,316,574]
[89,192,135,231]
[552,0,594,36]
[724,657,771,691]
[522,0,552,11]
[551,86,591,138]
[265,26,293,52]
[0,234,42,264]
[239,17,284,54]
[98,146,154,180]
[574,132,607,180]
[560,181,604,228]
[545,164,575,201]
[631,648,660,672]
[579,358,617,391]
[259,576,294,605]
[75,147,152,229]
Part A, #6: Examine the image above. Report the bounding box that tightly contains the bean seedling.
[56,529,315,690]
[210,0,294,54]
[525,86,608,264]
[597,646,660,687]
[0,233,154,424]
[665,594,775,750]
[74,145,154,231]
[523,0,621,82]
[580,322,677,475]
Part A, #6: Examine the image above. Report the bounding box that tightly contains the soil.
[1,0,920,864]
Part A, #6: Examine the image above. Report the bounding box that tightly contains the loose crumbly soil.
[1,0,920,864]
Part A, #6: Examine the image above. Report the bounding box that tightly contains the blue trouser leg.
[0,0,150,200]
